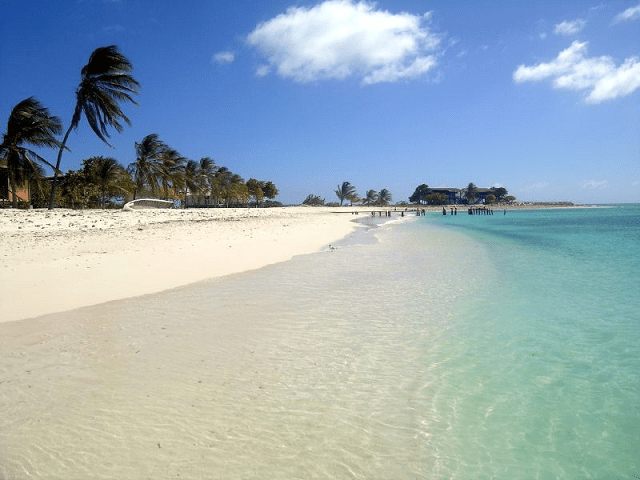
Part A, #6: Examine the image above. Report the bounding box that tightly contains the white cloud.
[521,182,549,192]
[613,3,640,23]
[580,179,609,189]
[213,51,235,64]
[513,41,640,103]
[554,19,586,36]
[256,65,270,77]
[246,0,441,85]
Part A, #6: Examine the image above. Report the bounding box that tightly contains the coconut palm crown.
[1,97,63,207]
[129,133,167,200]
[335,181,357,206]
[50,45,140,209]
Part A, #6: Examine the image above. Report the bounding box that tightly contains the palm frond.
[74,45,140,146]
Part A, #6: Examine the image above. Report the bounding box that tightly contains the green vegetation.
[302,194,325,206]
[361,188,392,206]
[490,186,508,202]
[409,184,430,205]
[50,45,141,209]
[335,181,358,206]
[0,97,63,208]
[463,182,478,204]
[1,45,280,209]
[377,188,392,206]
[409,183,514,205]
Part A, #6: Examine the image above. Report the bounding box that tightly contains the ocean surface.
[1,205,639,479]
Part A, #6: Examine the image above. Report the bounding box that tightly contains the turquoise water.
[1,205,638,479]
[414,205,640,478]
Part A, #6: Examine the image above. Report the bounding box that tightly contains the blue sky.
[1,0,639,204]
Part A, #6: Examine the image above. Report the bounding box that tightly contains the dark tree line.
[1,45,279,209]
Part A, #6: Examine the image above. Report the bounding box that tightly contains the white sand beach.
[0,206,370,323]
[0,202,581,323]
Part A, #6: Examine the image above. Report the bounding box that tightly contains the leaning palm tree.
[363,189,378,206]
[335,181,357,206]
[128,134,166,199]
[49,45,140,209]
[1,97,63,207]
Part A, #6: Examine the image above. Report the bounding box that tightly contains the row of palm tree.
[362,188,392,206]
[1,45,280,209]
[30,136,279,209]
[1,45,139,208]
[127,133,278,206]
[334,182,393,206]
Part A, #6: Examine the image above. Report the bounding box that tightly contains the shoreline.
[0,203,583,323]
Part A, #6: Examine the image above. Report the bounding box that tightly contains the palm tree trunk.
[9,172,18,209]
[49,123,73,210]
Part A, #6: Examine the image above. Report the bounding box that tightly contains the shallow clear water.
[1,206,638,479]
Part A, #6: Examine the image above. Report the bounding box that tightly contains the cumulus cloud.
[213,51,235,64]
[513,41,640,103]
[580,179,609,189]
[246,0,440,85]
[613,3,640,23]
[554,19,586,36]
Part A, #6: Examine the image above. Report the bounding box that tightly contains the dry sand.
[0,206,373,323]
[0,202,581,323]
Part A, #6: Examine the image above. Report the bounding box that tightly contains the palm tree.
[363,189,378,206]
[225,174,247,206]
[212,166,232,206]
[128,134,166,199]
[50,45,140,209]
[82,156,129,207]
[335,181,357,206]
[246,178,264,206]
[196,157,217,205]
[377,188,392,206]
[158,147,185,200]
[182,159,201,206]
[1,97,63,207]
[464,182,478,205]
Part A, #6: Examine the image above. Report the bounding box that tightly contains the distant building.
[0,163,30,205]
[460,187,494,204]
[428,186,496,205]
[430,188,462,204]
